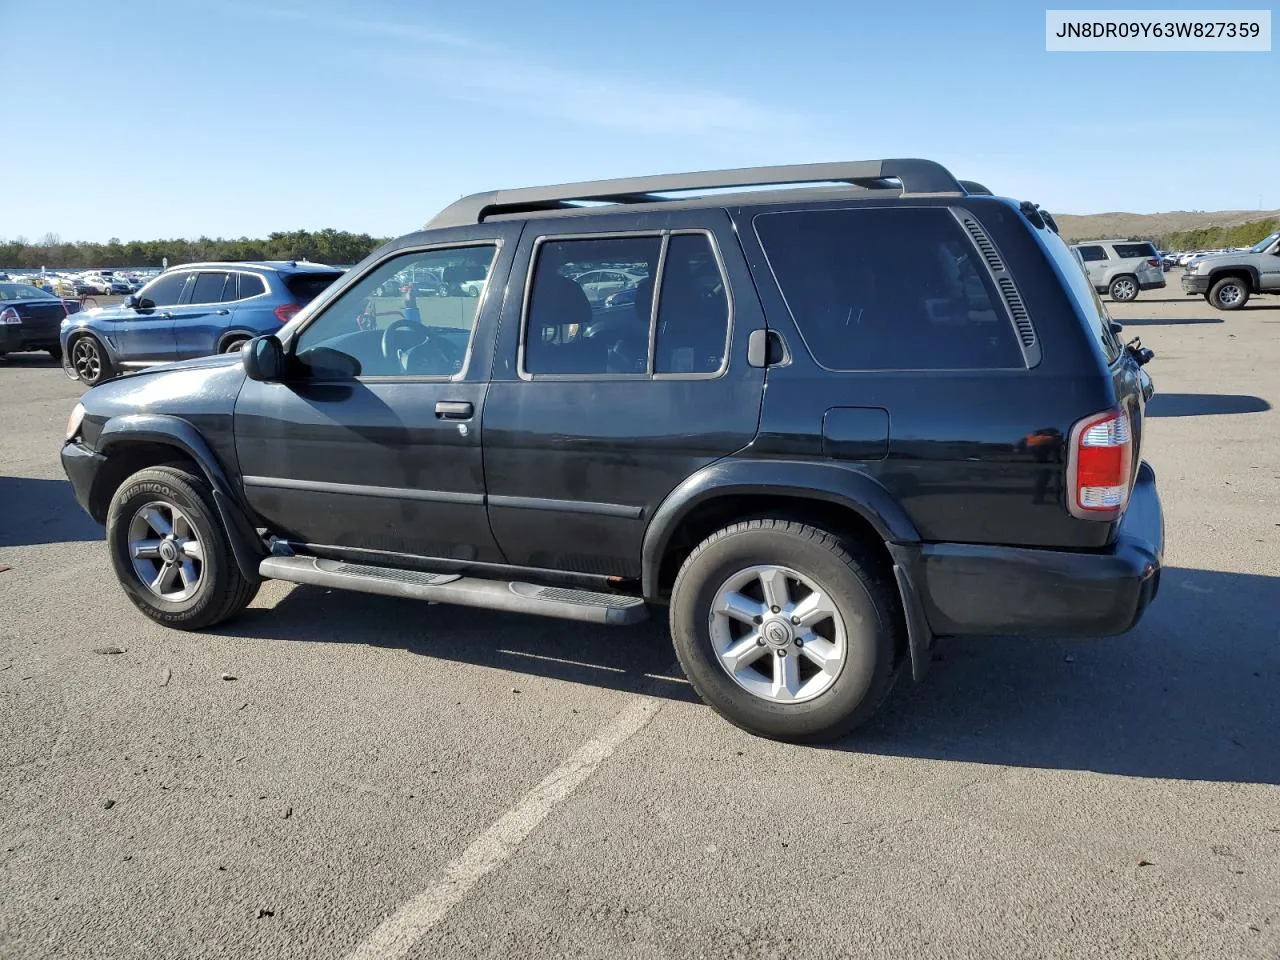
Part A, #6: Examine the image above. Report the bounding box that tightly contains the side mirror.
[243,335,286,382]
[123,295,139,309]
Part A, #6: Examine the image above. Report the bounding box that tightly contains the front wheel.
[669,519,902,742]
[1109,275,1139,302]
[69,334,112,385]
[106,465,259,630]
[1208,277,1249,310]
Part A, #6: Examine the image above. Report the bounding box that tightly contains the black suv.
[61,159,1164,742]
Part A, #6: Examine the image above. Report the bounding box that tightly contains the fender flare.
[1207,264,1260,292]
[641,458,921,599]
[97,414,264,582]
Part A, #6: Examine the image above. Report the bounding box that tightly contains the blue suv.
[61,261,343,385]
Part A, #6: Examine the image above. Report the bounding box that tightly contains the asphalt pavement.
[2,280,1278,959]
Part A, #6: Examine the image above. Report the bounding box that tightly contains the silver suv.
[1071,240,1166,302]
[1181,231,1280,310]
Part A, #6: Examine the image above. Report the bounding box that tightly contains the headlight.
[66,402,86,441]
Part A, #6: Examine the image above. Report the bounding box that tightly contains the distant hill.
[1055,209,1280,245]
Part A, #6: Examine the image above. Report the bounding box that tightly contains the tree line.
[0,229,389,269]
[1160,217,1279,252]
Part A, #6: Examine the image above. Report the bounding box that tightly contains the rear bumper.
[1139,279,1166,291]
[908,462,1163,638]
[0,326,60,352]
[1181,274,1210,294]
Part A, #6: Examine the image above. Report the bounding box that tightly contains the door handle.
[215,308,230,315]
[434,400,473,420]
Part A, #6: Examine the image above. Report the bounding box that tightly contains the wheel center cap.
[762,618,794,648]
[159,540,179,563]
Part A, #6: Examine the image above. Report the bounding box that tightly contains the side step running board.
[258,556,649,626]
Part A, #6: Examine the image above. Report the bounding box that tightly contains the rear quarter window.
[753,206,1024,371]
[1042,230,1122,364]
[1111,242,1158,260]
[284,272,343,303]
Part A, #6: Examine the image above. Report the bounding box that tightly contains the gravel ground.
[2,277,1278,959]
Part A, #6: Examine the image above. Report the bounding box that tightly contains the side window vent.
[961,217,1004,272]
[998,278,1036,349]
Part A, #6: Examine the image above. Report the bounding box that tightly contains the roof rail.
[426,158,967,229]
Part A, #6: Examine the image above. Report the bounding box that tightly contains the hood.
[1187,252,1248,269]
[142,350,246,376]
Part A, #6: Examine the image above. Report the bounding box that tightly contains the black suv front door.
[233,225,520,562]
[483,209,766,578]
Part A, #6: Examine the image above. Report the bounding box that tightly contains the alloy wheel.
[1217,284,1242,306]
[127,501,205,602]
[708,564,847,703]
[71,338,102,382]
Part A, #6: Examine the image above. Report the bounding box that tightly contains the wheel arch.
[215,328,257,352]
[1207,266,1259,292]
[93,415,264,582]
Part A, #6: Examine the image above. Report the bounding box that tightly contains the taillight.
[1146,258,1160,267]
[0,307,20,325]
[274,304,301,324]
[1068,408,1133,520]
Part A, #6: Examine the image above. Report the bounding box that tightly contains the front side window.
[755,207,1024,371]
[1076,245,1108,262]
[293,245,497,378]
[139,271,191,308]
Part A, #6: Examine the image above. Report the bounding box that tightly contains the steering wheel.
[402,333,465,376]
[381,317,428,361]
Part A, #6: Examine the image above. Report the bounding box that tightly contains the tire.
[106,465,258,630]
[47,344,62,361]
[1108,275,1139,302]
[220,336,249,354]
[669,518,902,742]
[1208,276,1250,311]
[69,333,112,386]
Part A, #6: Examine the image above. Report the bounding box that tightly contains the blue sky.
[2,0,1274,241]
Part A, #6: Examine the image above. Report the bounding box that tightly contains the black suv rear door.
[483,208,765,578]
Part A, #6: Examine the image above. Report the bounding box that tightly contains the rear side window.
[1112,242,1157,260]
[239,274,266,299]
[220,274,239,302]
[284,272,343,304]
[754,207,1024,371]
[654,234,730,374]
[190,272,230,305]
[1042,231,1121,364]
[1076,245,1108,262]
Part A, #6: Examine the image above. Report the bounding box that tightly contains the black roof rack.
[426,158,969,229]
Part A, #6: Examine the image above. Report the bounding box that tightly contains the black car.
[0,283,80,359]
[60,158,1164,742]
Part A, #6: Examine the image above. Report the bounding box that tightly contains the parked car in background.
[59,158,1163,743]
[60,260,343,385]
[573,268,646,304]
[1180,230,1280,310]
[0,282,80,360]
[1070,240,1166,301]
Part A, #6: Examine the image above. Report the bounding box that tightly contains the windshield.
[1249,231,1280,254]
[0,283,59,302]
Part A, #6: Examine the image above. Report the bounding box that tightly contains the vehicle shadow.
[0,352,62,367]
[852,567,1280,786]
[0,476,103,547]
[212,565,1280,784]
[1146,393,1271,417]
[1115,317,1223,326]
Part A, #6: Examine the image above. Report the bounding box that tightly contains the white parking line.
[344,693,663,960]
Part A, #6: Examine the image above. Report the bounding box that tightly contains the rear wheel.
[1109,275,1139,302]
[69,334,112,386]
[220,336,250,354]
[106,465,258,629]
[669,518,901,742]
[1208,276,1249,310]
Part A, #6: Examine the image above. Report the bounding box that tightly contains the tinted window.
[139,271,191,307]
[524,236,661,375]
[294,245,497,378]
[220,274,239,302]
[654,234,730,374]
[238,274,266,298]
[284,272,342,303]
[190,272,230,305]
[755,208,1023,371]
[1076,245,1108,262]
[1112,242,1157,260]
[1043,230,1121,364]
